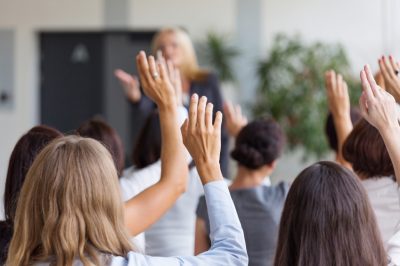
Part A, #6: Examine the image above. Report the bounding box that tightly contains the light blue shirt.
[111,180,248,265]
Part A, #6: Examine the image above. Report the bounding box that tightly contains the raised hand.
[325,70,353,168]
[157,50,183,106]
[114,69,141,103]
[136,51,176,109]
[223,101,248,137]
[360,64,400,185]
[378,55,400,102]
[181,94,224,184]
[359,64,399,132]
[325,70,350,118]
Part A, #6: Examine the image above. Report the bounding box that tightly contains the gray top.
[196,182,289,266]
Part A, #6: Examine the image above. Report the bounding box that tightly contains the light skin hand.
[378,55,400,102]
[181,94,224,184]
[324,70,353,168]
[360,64,400,184]
[114,69,142,103]
[123,51,188,236]
[136,51,176,110]
[223,101,248,138]
[157,50,183,106]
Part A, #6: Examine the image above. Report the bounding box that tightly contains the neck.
[230,166,272,190]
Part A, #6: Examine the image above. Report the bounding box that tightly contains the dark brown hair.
[4,125,62,223]
[77,118,125,176]
[325,107,362,152]
[274,161,387,266]
[131,110,162,169]
[343,119,394,178]
[231,118,285,169]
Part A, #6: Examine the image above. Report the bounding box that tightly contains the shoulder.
[259,181,290,202]
[193,72,219,87]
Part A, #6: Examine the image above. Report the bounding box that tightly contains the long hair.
[6,136,133,266]
[4,125,62,224]
[274,161,387,266]
[77,118,125,177]
[131,110,162,169]
[151,27,209,82]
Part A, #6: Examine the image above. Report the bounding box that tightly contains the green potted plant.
[253,34,359,158]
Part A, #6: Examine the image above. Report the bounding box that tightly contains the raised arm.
[223,101,248,138]
[325,70,353,168]
[359,64,400,184]
[123,52,188,236]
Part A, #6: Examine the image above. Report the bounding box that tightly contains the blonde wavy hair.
[6,136,133,266]
[152,27,209,82]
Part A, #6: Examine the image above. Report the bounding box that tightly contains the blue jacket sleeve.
[112,181,248,266]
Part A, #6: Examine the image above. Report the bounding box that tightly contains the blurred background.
[1,0,400,217]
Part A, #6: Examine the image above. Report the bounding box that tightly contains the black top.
[131,72,229,177]
[197,182,289,266]
[0,221,12,264]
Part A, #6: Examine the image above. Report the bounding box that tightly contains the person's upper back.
[196,182,289,266]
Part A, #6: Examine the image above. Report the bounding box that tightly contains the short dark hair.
[274,161,387,266]
[325,107,362,152]
[343,119,394,178]
[4,125,62,223]
[131,110,162,169]
[77,118,125,176]
[231,118,285,169]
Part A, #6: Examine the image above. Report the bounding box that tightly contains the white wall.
[0,0,104,218]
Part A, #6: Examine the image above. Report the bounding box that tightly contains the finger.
[389,55,400,78]
[167,60,175,82]
[205,103,214,130]
[189,94,199,131]
[364,65,379,96]
[379,56,391,80]
[148,56,158,80]
[136,51,153,88]
[384,55,396,78]
[157,62,168,81]
[180,118,188,136]
[337,74,343,95]
[360,69,374,100]
[213,111,223,132]
[156,50,164,62]
[359,91,369,118]
[223,101,234,121]
[197,96,207,130]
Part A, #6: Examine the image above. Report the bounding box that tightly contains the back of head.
[274,161,386,266]
[325,107,362,152]
[343,119,394,178]
[231,119,285,170]
[4,125,62,224]
[131,110,162,169]
[77,118,125,176]
[7,136,133,266]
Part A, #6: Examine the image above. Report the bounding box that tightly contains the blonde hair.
[6,136,133,266]
[152,27,209,82]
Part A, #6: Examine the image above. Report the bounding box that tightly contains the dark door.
[40,33,104,133]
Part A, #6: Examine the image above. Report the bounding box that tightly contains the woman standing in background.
[115,27,229,177]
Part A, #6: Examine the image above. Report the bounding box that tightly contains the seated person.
[195,117,288,266]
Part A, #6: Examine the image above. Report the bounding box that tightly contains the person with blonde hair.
[6,52,248,265]
[115,27,229,177]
